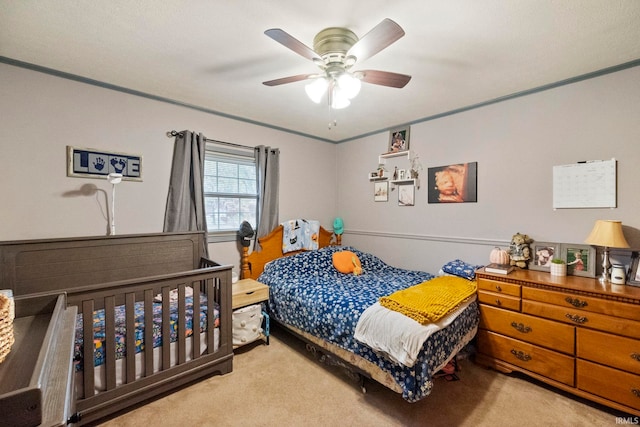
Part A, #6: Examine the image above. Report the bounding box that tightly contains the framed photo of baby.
[388,126,410,153]
[427,162,478,203]
[529,242,560,272]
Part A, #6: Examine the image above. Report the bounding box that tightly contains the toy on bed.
[243,224,479,402]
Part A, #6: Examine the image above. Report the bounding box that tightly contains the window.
[203,146,257,240]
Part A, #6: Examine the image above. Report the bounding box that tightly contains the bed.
[242,225,480,402]
[0,232,233,425]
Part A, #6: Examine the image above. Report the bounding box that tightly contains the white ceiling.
[1,1,640,142]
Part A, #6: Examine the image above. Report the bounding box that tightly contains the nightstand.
[232,279,270,347]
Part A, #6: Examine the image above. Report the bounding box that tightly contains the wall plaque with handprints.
[67,146,142,181]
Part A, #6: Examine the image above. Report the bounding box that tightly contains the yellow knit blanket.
[379,276,477,324]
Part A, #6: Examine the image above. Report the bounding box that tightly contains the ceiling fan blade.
[359,70,412,88]
[262,74,315,86]
[347,19,405,63]
[265,28,322,62]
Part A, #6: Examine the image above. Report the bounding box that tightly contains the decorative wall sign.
[67,146,142,181]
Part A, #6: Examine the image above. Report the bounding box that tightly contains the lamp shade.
[333,217,344,235]
[584,220,630,248]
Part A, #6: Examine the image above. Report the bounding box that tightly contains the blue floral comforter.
[74,295,219,371]
[258,246,479,402]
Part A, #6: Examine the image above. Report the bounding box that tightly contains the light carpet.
[98,325,625,427]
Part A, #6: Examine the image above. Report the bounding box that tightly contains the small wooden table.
[232,278,269,309]
[232,278,270,347]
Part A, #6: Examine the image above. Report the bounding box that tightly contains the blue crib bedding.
[74,294,219,371]
[258,245,479,402]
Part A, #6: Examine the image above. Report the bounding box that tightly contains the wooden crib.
[0,232,233,425]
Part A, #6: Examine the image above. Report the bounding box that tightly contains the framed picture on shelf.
[529,242,560,272]
[562,244,596,277]
[398,184,414,206]
[388,126,410,153]
[628,252,640,285]
[374,181,388,202]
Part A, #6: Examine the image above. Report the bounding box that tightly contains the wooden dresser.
[475,268,640,415]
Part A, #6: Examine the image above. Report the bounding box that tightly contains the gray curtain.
[254,145,280,250]
[163,130,209,257]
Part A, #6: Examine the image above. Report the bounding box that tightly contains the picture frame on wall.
[529,242,560,272]
[374,181,389,202]
[388,126,410,153]
[628,252,640,285]
[398,184,414,206]
[562,244,596,277]
[427,162,478,203]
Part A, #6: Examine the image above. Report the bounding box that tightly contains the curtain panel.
[164,130,209,257]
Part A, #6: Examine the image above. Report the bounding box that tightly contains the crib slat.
[144,289,154,376]
[125,292,136,384]
[105,296,116,390]
[207,278,215,355]
[193,284,201,359]
[161,287,171,370]
[82,299,95,398]
[178,284,186,364]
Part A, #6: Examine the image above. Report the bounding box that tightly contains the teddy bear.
[508,232,533,268]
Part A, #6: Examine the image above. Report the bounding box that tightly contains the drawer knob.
[511,322,532,333]
[632,389,640,398]
[565,297,588,308]
[565,313,588,324]
[631,353,640,362]
[510,349,532,362]
[495,285,502,292]
[495,299,502,306]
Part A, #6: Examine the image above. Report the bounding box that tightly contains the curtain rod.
[167,130,254,150]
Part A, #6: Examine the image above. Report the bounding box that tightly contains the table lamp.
[584,220,630,283]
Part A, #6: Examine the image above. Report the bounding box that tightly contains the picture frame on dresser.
[628,252,640,285]
[529,242,560,272]
[561,243,596,277]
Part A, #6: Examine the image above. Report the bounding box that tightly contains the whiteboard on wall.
[552,159,617,209]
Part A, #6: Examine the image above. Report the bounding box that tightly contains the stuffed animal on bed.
[508,232,533,268]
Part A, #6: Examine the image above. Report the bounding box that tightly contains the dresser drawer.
[478,290,520,311]
[577,359,640,411]
[477,278,521,297]
[477,330,574,386]
[523,300,640,340]
[479,305,574,354]
[577,328,640,374]
[523,287,640,321]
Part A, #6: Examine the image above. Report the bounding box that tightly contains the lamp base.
[599,248,611,284]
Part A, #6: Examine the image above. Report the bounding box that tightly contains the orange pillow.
[332,251,363,275]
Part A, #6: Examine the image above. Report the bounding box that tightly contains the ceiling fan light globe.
[305,78,328,103]
[337,73,361,99]
[331,88,351,109]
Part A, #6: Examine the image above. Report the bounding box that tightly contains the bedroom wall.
[336,66,640,274]
[0,62,338,271]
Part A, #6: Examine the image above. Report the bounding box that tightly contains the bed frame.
[0,232,233,425]
[241,224,335,279]
[241,225,379,388]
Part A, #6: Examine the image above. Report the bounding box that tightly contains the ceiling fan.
[263,18,411,110]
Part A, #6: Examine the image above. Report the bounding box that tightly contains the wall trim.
[344,229,509,247]
[2,56,638,145]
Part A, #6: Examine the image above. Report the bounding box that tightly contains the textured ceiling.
[1,0,639,142]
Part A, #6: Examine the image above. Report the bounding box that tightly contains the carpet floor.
[98,325,625,426]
